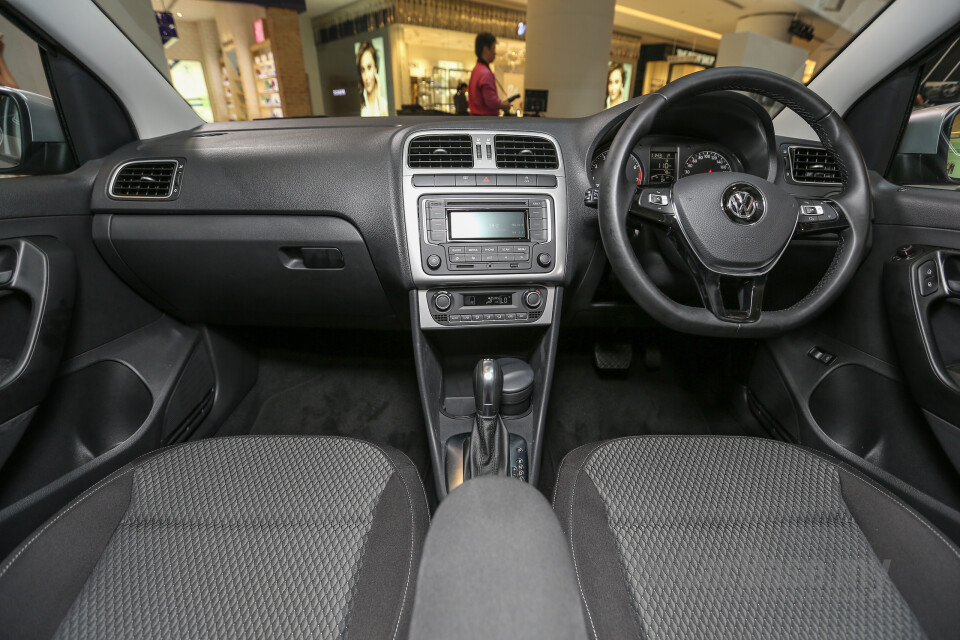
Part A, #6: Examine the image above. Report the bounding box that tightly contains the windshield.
[94,0,892,122]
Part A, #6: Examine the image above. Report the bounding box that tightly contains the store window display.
[606,63,625,108]
[356,39,388,117]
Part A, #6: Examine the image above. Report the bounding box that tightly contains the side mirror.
[0,87,71,175]
[890,103,960,186]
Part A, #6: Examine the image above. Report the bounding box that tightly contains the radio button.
[530,231,548,243]
[529,219,546,230]
[449,255,465,263]
[429,231,446,243]
[516,246,530,254]
[465,254,480,262]
[429,219,445,230]
[482,245,497,253]
[529,199,548,207]
[482,254,498,262]
[497,245,515,252]
[449,246,464,254]
[528,207,546,218]
[464,246,481,253]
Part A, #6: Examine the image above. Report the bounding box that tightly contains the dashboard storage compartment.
[95,215,393,327]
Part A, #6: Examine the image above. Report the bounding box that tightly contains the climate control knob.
[434,291,453,312]
[523,289,543,309]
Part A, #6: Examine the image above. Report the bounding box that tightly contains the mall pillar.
[716,15,808,80]
[523,0,616,117]
[265,8,312,117]
[198,20,229,122]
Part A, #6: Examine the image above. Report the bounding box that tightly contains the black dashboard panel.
[87,94,814,329]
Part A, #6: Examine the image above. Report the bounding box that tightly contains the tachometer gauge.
[591,150,643,188]
[681,150,732,177]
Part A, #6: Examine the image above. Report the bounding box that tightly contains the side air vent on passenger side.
[494,135,559,170]
[408,135,474,168]
[109,159,181,199]
[788,146,842,185]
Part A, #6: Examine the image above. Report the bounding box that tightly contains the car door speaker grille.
[408,135,474,168]
[494,135,559,169]
[788,146,842,184]
[110,160,180,198]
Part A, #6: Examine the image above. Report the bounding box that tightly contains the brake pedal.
[594,342,633,372]
[644,345,662,371]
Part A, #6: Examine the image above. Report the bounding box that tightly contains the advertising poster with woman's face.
[355,38,388,117]
[606,62,633,109]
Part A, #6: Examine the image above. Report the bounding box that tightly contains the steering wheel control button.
[807,347,836,366]
[918,261,939,296]
[799,200,839,225]
[537,253,552,267]
[433,292,453,311]
[648,193,670,206]
[426,254,442,270]
[524,290,543,309]
[722,182,765,224]
[801,204,823,216]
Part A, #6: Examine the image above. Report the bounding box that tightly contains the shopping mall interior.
[126,0,876,120]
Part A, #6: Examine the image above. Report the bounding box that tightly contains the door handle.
[0,237,76,424]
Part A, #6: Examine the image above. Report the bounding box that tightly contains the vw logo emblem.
[722,183,765,224]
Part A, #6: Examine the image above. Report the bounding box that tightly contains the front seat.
[0,436,429,639]
[554,436,960,640]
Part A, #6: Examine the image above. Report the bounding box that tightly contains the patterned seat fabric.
[554,436,960,640]
[0,436,429,640]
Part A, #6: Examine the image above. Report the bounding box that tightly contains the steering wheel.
[599,67,871,337]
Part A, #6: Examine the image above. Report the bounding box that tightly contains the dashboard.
[82,91,836,331]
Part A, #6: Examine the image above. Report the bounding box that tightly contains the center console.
[402,129,566,498]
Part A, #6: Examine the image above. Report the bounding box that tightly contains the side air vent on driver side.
[788,146,842,185]
[408,135,474,168]
[110,160,181,199]
[494,135,559,170]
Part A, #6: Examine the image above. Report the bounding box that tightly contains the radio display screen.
[448,210,527,240]
[464,293,512,306]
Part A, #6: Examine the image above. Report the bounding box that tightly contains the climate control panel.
[419,286,553,329]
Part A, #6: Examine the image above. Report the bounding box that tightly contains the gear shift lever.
[474,358,503,418]
[466,358,509,478]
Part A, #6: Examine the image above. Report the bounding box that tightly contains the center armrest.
[408,476,588,640]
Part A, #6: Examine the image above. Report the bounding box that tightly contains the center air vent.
[408,135,474,168]
[110,160,180,199]
[788,146,842,185]
[494,135,559,170]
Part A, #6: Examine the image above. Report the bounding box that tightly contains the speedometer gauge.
[591,150,643,188]
[681,150,732,177]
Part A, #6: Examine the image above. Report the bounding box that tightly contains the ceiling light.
[176,12,182,17]
[614,5,722,40]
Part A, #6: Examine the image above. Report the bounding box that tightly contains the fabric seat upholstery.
[554,436,960,640]
[0,436,429,640]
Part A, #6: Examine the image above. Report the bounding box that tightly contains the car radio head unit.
[419,196,556,275]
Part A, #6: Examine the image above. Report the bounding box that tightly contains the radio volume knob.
[426,254,442,270]
[523,290,543,309]
[434,291,453,312]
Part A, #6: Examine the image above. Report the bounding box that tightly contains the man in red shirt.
[468,33,512,116]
